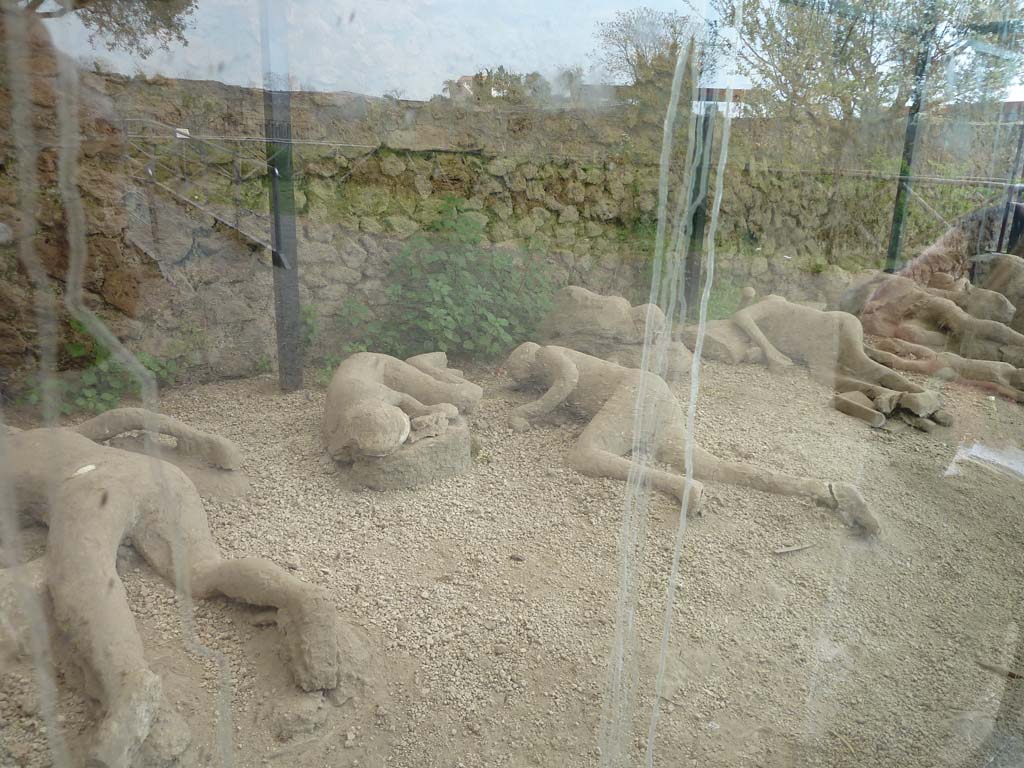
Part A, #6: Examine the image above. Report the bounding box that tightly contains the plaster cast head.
[964,285,1016,324]
[448,382,483,414]
[505,342,540,385]
[350,402,411,458]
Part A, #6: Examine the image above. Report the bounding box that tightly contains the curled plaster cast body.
[978,252,1024,334]
[505,343,879,535]
[894,202,1024,288]
[322,351,482,463]
[2,410,342,767]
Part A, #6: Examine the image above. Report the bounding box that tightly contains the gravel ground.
[3,358,1024,768]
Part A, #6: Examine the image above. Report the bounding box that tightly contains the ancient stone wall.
[0,15,159,389]
[0,61,1007,390]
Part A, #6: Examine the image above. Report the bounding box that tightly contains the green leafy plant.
[300,304,319,351]
[24,320,179,415]
[330,298,397,357]
[137,351,180,387]
[332,195,554,361]
[315,352,346,387]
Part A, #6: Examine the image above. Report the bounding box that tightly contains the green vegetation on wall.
[328,195,553,367]
[24,319,179,415]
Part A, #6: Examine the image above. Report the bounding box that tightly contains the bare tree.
[593,6,720,86]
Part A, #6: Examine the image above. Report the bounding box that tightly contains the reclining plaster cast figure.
[505,343,880,535]
[322,351,482,463]
[864,337,1024,403]
[727,290,951,429]
[2,409,344,767]
[845,203,1024,364]
[538,285,693,379]
[978,252,1024,334]
[856,273,1024,367]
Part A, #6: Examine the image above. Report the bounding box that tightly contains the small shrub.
[24,320,179,414]
[704,280,745,321]
[333,195,554,361]
[300,304,318,350]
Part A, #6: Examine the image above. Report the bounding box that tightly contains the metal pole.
[996,123,1024,253]
[259,0,302,391]
[684,104,716,320]
[884,2,937,273]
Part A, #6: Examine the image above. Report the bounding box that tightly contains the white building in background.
[696,87,748,117]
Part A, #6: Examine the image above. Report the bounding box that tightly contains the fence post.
[259,0,303,391]
[997,123,1024,253]
[684,103,717,320]
[884,1,937,273]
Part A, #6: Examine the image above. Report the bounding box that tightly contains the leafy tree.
[523,70,551,102]
[714,0,1024,262]
[20,0,197,58]
[453,66,552,105]
[554,65,585,103]
[442,78,462,99]
[715,0,1024,120]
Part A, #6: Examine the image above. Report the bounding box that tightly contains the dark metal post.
[684,104,717,320]
[884,2,937,273]
[259,0,302,391]
[997,124,1024,253]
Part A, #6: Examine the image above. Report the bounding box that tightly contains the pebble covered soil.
[2,358,1023,768]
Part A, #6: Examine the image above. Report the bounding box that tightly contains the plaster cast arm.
[731,307,795,370]
[73,407,242,469]
[510,348,580,431]
[393,392,458,420]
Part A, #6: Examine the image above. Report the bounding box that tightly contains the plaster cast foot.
[277,594,342,692]
[829,483,880,536]
[87,670,163,768]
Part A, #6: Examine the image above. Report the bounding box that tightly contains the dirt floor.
[2,356,1024,768]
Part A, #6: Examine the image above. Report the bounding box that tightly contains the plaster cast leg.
[654,432,879,533]
[190,557,339,691]
[959,316,1024,347]
[74,408,242,470]
[405,352,467,383]
[865,345,1024,402]
[568,387,705,507]
[128,489,341,694]
[46,496,161,768]
[567,438,705,507]
[832,316,924,392]
[380,362,481,413]
[894,324,951,349]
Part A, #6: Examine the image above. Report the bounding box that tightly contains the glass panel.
[1,2,1022,767]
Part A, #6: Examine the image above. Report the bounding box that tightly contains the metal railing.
[122,117,276,252]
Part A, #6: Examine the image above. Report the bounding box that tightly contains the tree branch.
[31,0,96,17]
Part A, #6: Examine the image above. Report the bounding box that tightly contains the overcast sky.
[45,0,736,99]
